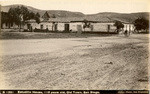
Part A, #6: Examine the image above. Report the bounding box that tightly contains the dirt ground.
[0,34,149,90]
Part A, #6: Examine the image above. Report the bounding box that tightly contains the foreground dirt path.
[0,34,149,90]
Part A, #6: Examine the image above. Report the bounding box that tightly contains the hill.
[1,4,149,22]
[87,12,149,22]
[1,4,85,17]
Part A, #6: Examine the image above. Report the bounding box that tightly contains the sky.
[0,0,150,14]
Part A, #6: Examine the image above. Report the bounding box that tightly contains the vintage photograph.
[0,0,149,90]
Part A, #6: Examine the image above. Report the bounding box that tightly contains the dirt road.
[0,34,149,90]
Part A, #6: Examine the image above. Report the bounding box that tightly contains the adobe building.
[2,11,134,33]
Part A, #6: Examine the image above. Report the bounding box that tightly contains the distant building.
[42,11,50,21]
[123,23,135,32]
[2,11,135,33]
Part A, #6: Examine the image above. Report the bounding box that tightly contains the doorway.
[54,24,57,31]
[41,24,43,30]
[27,24,32,31]
[107,25,110,32]
[64,24,70,32]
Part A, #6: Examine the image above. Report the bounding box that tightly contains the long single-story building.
[1,11,135,33]
[24,19,134,33]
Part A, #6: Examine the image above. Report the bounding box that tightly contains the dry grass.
[0,31,116,39]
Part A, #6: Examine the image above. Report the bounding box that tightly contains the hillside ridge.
[1,4,149,22]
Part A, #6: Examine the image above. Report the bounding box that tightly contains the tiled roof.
[111,18,131,24]
[26,17,131,23]
[45,17,116,23]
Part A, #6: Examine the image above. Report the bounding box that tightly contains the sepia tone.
[0,0,149,90]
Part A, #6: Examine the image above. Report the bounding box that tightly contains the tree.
[8,6,30,31]
[114,20,124,33]
[83,19,91,31]
[28,12,41,24]
[29,12,35,19]
[133,18,149,32]
[35,12,41,24]
[7,6,41,31]
[1,11,10,28]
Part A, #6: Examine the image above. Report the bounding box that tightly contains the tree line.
[133,17,149,32]
[1,6,40,31]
